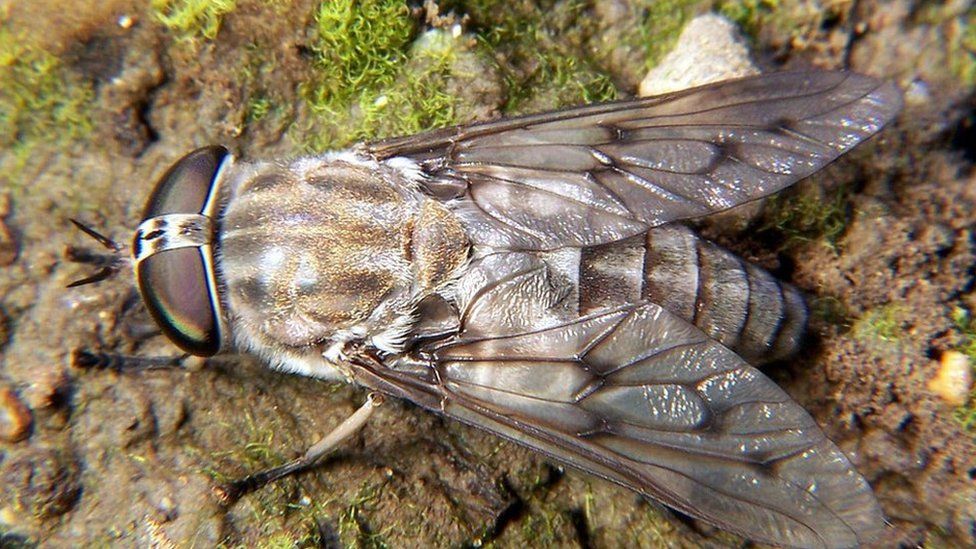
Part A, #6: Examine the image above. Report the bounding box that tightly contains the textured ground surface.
[1,1,975,547]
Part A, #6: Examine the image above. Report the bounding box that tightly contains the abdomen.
[578,225,807,364]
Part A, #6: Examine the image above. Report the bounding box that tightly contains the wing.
[350,302,882,548]
[365,71,902,250]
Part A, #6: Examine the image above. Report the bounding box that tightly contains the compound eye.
[135,145,229,357]
[137,247,220,356]
[143,145,229,218]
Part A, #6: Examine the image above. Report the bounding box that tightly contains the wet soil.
[1,0,974,547]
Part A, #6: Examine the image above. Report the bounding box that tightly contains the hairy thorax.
[217,156,469,352]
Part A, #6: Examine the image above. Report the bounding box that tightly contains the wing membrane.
[425,303,882,548]
[365,71,902,250]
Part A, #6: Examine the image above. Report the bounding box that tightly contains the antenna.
[65,219,127,288]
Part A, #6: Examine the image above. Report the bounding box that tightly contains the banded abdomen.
[578,225,807,364]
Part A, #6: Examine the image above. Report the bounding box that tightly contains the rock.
[99,47,165,157]
[639,13,759,97]
[904,78,932,107]
[0,386,32,442]
[927,350,972,406]
[22,367,70,412]
[0,218,16,267]
[0,193,14,266]
[0,306,8,349]
[0,447,81,520]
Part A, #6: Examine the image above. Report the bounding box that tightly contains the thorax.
[216,154,468,354]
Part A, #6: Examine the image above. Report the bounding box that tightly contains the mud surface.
[1,1,975,547]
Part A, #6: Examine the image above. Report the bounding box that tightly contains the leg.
[72,349,188,372]
[215,392,385,504]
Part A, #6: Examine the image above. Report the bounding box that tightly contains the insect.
[72,71,901,548]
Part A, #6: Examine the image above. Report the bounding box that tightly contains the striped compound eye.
[133,146,230,356]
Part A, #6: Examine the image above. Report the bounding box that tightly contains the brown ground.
[0,1,974,548]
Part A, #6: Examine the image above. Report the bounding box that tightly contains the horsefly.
[70,71,901,548]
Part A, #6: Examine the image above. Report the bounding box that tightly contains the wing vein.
[598,339,705,377]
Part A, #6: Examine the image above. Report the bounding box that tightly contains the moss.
[947,9,976,86]
[453,0,617,114]
[206,410,286,478]
[203,411,332,547]
[517,506,566,545]
[956,397,976,433]
[299,27,468,151]
[245,93,274,123]
[297,0,418,150]
[301,0,414,129]
[509,50,617,113]
[714,0,846,46]
[242,498,330,549]
[335,481,390,548]
[354,29,461,143]
[757,183,852,251]
[151,0,238,42]
[715,0,780,38]
[950,308,976,432]
[809,295,851,327]
[639,0,703,69]
[951,307,976,360]
[851,304,907,345]
[252,533,311,549]
[0,26,94,179]
[296,0,627,150]
[238,44,292,134]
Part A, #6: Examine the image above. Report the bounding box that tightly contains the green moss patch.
[203,409,331,547]
[947,9,976,86]
[851,304,907,346]
[714,0,848,47]
[304,0,414,116]
[151,0,238,42]
[0,27,94,179]
[456,0,617,114]
[714,0,780,38]
[357,30,461,141]
[297,0,421,150]
[301,25,474,151]
[756,183,852,251]
[808,295,851,327]
[334,481,391,548]
[950,308,976,432]
[955,395,976,433]
[640,0,703,69]
[952,308,976,360]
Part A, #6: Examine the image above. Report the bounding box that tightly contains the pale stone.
[0,386,32,442]
[639,13,759,97]
[927,350,973,406]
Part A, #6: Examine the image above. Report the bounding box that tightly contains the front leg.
[320,328,411,383]
[72,349,190,372]
[320,329,368,382]
[215,392,385,504]
[321,337,352,365]
[217,339,432,503]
